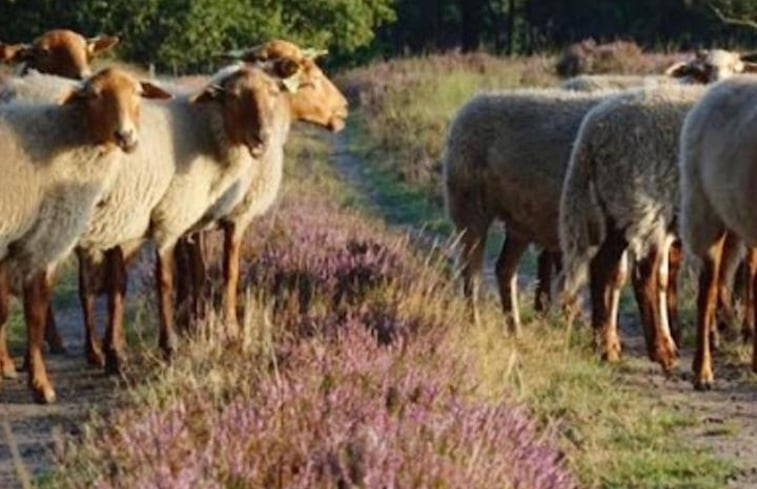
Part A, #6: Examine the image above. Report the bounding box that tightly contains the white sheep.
[443,88,616,334]
[0,68,170,403]
[679,75,757,389]
[175,40,349,333]
[559,84,707,372]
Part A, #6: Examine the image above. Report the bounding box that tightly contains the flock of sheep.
[2,27,754,405]
[444,48,757,390]
[0,29,348,403]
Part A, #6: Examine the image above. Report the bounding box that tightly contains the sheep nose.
[114,129,138,153]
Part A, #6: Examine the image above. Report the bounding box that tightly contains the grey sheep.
[679,75,757,389]
[559,84,706,372]
[443,88,614,333]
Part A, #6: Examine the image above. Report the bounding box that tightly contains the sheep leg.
[23,270,56,404]
[751,248,757,373]
[632,249,661,362]
[459,224,489,327]
[156,247,178,359]
[189,233,207,323]
[174,237,192,333]
[655,236,680,371]
[534,251,557,313]
[43,305,65,354]
[715,232,741,344]
[667,239,683,347]
[222,222,241,338]
[495,235,528,336]
[742,248,757,343]
[77,249,105,367]
[693,232,726,391]
[104,246,127,376]
[0,264,17,379]
[589,228,627,363]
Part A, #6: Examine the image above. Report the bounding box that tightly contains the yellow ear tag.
[282,74,301,93]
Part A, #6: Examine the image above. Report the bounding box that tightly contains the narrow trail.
[331,131,757,488]
[0,293,117,488]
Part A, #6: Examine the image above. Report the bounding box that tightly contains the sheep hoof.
[31,383,56,405]
[2,359,18,379]
[693,379,713,391]
[86,347,106,368]
[104,349,126,376]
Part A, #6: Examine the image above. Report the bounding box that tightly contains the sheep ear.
[0,43,31,63]
[60,83,93,105]
[140,81,173,100]
[87,35,119,57]
[223,45,266,62]
[190,84,224,104]
[665,61,706,81]
[302,48,328,60]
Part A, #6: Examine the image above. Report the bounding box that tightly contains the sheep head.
[192,66,282,158]
[666,49,757,83]
[0,29,119,80]
[62,67,172,153]
[224,40,348,132]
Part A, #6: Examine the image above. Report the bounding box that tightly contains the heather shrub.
[556,39,684,77]
[60,320,576,489]
[337,53,557,204]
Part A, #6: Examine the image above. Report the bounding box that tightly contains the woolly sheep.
[175,40,349,333]
[73,65,295,372]
[443,88,615,334]
[0,68,170,403]
[559,84,707,372]
[679,75,757,389]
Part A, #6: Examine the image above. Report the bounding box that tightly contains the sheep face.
[193,66,281,158]
[0,29,119,80]
[223,39,348,132]
[667,49,757,84]
[63,68,172,153]
[282,57,348,132]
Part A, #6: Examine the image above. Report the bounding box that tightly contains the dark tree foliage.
[0,0,756,71]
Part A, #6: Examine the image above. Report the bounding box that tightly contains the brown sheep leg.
[495,235,529,336]
[77,249,105,367]
[174,237,192,333]
[632,248,661,362]
[742,248,757,343]
[534,251,557,313]
[459,226,488,327]
[667,239,683,347]
[43,306,65,354]
[156,247,178,359]
[104,247,127,375]
[188,233,207,323]
[222,222,241,338]
[23,270,56,404]
[589,228,627,363]
[715,232,741,345]
[0,264,16,379]
[693,232,726,391]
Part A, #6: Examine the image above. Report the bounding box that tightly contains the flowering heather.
[69,321,576,489]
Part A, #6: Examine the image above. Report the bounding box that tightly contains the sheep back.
[443,89,612,249]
